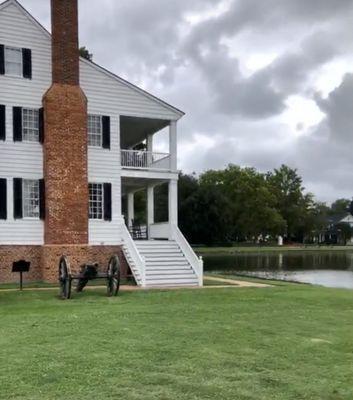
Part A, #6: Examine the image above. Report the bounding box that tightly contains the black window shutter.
[102,116,111,149]
[103,183,112,221]
[13,107,22,142]
[0,45,4,75]
[0,178,7,220]
[39,179,45,220]
[0,105,5,141]
[13,178,23,219]
[22,48,32,79]
[39,108,44,144]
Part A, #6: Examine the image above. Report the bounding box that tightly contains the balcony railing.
[121,150,171,170]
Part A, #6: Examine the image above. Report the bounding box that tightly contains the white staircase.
[135,240,199,287]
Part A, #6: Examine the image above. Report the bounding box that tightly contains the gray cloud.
[17,0,353,202]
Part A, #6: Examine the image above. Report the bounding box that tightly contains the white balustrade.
[121,150,171,170]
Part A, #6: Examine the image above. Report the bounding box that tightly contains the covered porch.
[120,115,177,172]
[121,176,178,241]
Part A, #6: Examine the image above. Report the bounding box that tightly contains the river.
[202,250,353,289]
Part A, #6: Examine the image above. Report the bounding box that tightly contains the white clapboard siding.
[87,115,123,245]
[0,1,182,246]
[0,2,48,244]
[80,60,182,121]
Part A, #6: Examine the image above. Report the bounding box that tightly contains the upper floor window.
[0,44,32,79]
[23,179,40,219]
[88,115,102,147]
[22,108,39,142]
[87,114,111,149]
[5,46,22,76]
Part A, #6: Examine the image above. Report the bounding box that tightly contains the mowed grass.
[0,284,353,400]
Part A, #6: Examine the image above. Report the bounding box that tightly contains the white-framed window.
[5,46,22,77]
[88,115,102,147]
[89,183,103,220]
[23,179,39,219]
[22,108,39,142]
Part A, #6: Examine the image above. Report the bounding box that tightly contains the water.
[202,250,353,289]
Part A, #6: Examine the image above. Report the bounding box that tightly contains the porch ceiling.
[120,116,170,148]
[121,177,168,195]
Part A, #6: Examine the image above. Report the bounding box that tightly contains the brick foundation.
[0,245,129,284]
[0,246,42,283]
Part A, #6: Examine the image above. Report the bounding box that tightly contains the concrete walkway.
[204,276,272,288]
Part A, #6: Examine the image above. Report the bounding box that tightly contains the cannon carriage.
[58,255,121,300]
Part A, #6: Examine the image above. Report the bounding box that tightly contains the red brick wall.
[0,246,129,284]
[51,0,80,85]
[43,84,88,245]
[0,246,42,283]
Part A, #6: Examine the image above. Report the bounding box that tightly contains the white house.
[0,0,203,287]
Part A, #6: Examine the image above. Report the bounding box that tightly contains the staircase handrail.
[121,224,146,287]
[171,225,203,286]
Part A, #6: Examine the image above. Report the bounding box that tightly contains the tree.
[200,165,286,241]
[330,199,350,216]
[79,46,93,61]
[179,184,233,245]
[267,165,313,241]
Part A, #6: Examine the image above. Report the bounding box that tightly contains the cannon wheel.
[59,256,72,300]
[107,255,120,297]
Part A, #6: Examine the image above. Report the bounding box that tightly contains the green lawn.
[195,245,352,255]
[0,284,353,400]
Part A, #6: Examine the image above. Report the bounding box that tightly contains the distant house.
[0,0,203,287]
[319,213,353,245]
[336,214,353,228]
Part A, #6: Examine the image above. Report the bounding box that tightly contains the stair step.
[139,254,183,258]
[136,240,175,244]
[136,242,176,245]
[146,274,197,280]
[146,263,192,268]
[146,261,190,266]
[146,282,199,289]
[138,247,180,251]
[137,249,182,254]
[146,262,190,267]
[136,243,179,247]
[146,270,192,275]
[146,278,199,286]
[146,270,194,276]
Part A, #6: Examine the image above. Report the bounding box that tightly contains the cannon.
[58,255,121,300]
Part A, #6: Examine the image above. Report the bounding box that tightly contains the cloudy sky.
[21,0,353,203]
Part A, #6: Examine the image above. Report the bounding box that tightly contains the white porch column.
[147,133,153,152]
[169,121,177,171]
[127,192,134,227]
[147,184,155,237]
[147,133,153,167]
[168,179,178,227]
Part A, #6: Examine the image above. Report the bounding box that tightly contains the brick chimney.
[42,0,88,252]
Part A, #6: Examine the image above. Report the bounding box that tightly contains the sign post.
[12,260,31,291]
